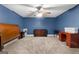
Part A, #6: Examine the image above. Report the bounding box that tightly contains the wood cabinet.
[59,32,66,42]
[66,33,79,48]
[33,29,48,37]
[59,32,79,48]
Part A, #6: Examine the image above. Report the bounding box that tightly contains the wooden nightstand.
[18,32,25,39]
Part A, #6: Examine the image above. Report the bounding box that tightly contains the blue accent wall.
[0,5,23,30]
[23,17,56,34]
[56,5,79,32]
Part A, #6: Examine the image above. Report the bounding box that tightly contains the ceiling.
[2,4,77,17]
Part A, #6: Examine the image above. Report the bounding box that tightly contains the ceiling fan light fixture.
[36,13,43,17]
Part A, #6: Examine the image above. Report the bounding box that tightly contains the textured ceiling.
[2,4,77,17]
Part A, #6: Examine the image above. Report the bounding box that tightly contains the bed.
[0,23,21,51]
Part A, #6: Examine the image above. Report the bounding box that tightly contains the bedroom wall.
[56,5,79,32]
[0,5,23,30]
[1,4,79,34]
[23,17,56,34]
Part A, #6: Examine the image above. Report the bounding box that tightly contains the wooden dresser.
[59,32,79,48]
[33,29,48,37]
[66,33,79,48]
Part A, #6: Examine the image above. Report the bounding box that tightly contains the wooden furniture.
[33,29,48,37]
[18,32,25,39]
[66,33,79,48]
[0,23,21,51]
[0,36,3,51]
[59,32,66,42]
[59,32,79,48]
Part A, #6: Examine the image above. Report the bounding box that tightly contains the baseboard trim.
[26,34,55,37]
[48,34,55,36]
[27,34,34,36]
[4,39,18,47]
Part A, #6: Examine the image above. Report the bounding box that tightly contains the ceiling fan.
[22,4,51,17]
[34,4,44,17]
[35,5,51,17]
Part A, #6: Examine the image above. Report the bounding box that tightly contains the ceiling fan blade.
[21,4,43,8]
[22,4,44,14]
[43,4,76,9]
[21,4,35,8]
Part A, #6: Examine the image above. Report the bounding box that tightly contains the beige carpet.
[3,36,79,54]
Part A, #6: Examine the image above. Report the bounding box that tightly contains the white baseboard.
[48,34,55,36]
[26,34,55,37]
[26,34,33,36]
[4,39,18,47]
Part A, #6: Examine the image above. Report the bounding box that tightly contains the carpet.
[2,36,79,54]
